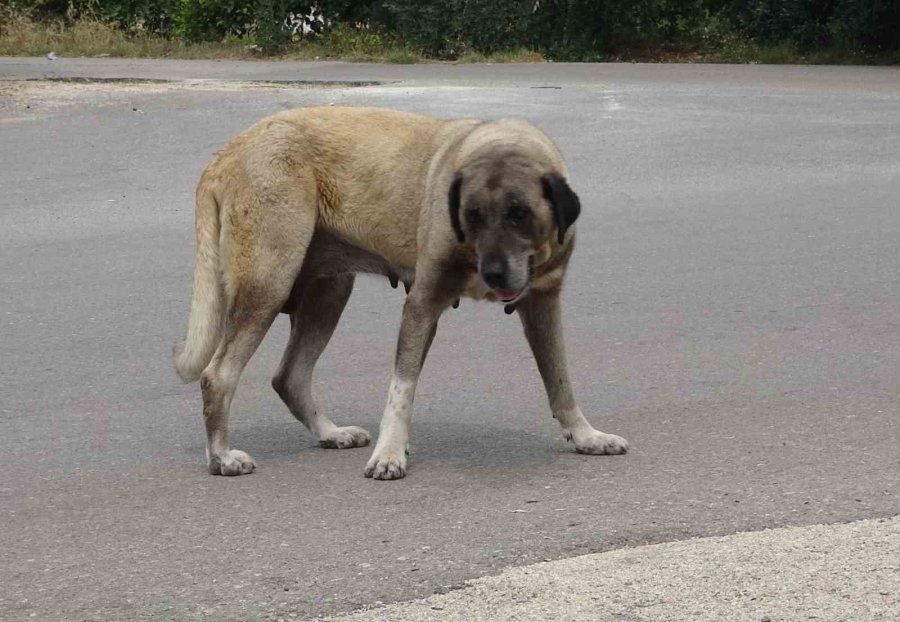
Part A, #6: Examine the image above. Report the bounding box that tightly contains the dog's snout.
[480,255,508,290]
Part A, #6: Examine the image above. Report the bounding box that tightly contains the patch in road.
[19,77,384,87]
[0,78,384,121]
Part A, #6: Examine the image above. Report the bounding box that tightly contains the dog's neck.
[534,240,572,280]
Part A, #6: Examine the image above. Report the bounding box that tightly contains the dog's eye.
[465,209,482,226]
[505,205,530,225]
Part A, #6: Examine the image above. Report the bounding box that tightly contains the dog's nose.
[480,255,508,290]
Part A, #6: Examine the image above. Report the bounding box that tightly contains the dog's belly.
[282,230,414,313]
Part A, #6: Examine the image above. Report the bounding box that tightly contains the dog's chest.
[461,276,493,301]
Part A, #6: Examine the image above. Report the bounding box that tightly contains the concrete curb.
[324,516,900,621]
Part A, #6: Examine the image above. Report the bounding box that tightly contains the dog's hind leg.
[272,274,370,449]
[201,184,318,476]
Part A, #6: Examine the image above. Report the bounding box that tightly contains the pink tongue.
[494,289,519,302]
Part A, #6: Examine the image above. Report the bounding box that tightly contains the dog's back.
[200,108,447,267]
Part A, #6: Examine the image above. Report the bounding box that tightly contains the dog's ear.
[542,173,581,244]
[448,172,465,243]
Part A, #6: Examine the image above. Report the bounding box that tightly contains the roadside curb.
[325,516,900,621]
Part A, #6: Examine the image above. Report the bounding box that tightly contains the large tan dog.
[174,107,627,479]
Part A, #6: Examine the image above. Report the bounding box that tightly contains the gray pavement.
[1,58,899,621]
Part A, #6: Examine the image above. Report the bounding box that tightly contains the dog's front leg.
[365,292,443,480]
[518,288,629,455]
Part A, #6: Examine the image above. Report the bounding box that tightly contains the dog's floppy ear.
[448,172,465,243]
[542,173,581,244]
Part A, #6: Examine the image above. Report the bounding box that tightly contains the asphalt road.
[2,58,899,621]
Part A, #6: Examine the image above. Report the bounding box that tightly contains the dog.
[174,107,628,479]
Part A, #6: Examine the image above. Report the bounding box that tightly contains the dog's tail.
[174,184,224,383]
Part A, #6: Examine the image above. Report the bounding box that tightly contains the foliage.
[378,0,535,58]
[253,0,291,52]
[4,0,899,61]
[176,0,254,41]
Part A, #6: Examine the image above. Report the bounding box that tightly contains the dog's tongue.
[494,289,519,302]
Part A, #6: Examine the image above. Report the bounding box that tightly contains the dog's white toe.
[364,449,408,480]
[319,425,371,449]
[208,449,257,476]
[569,430,629,455]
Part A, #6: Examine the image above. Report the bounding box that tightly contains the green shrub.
[176,0,254,41]
[318,22,388,55]
[830,0,900,54]
[3,0,898,60]
[254,0,291,52]
[96,0,182,35]
[379,0,538,59]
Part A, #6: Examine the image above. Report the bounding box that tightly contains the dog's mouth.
[493,289,522,303]
[489,256,535,303]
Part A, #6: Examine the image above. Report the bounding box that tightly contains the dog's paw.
[364,449,407,480]
[319,426,371,449]
[208,449,257,476]
[567,430,629,455]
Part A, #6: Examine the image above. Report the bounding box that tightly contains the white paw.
[319,425,371,449]
[364,448,408,480]
[208,449,256,476]
[567,430,629,455]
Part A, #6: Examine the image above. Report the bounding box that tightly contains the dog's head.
[448,149,580,302]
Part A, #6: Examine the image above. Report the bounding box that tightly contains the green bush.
[728,0,833,48]
[254,0,291,52]
[522,0,726,60]
[176,0,254,41]
[111,0,183,35]
[379,0,734,61]
[378,0,457,57]
[4,0,899,59]
[728,0,900,54]
[830,0,900,54]
[317,21,389,56]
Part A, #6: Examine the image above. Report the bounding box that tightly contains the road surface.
[1,58,899,621]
